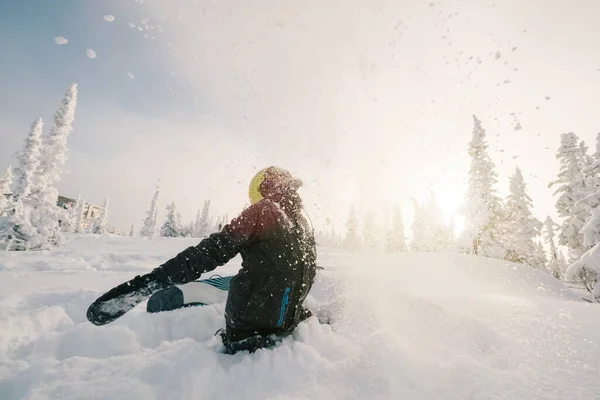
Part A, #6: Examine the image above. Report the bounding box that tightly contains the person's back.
[225,189,316,343]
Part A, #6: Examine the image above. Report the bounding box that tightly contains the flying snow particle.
[55,36,68,45]
[514,123,522,131]
[103,15,115,22]
[545,96,551,100]
[86,49,97,59]
[128,22,136,28]
[504,79,511,84]
[128,73,135,79]
[495,51,501,60]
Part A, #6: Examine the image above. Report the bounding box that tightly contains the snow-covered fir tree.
[140,190,160,238]
[316,218,342,248]
[61,195,80,233]
[386,204,407,252]
[532,241,548,270]
[411,193,453,252]
[28,84,78,249]
[543,216,565,279]
[343,205,361,251]
[193,200,211,238]
[362,209,380,250]
[13,119,43,202]
[160,201,181,237]
[0,118,44,249]
[503,166,542,267]
[0,166,13,215]
[550,132,589,262]
[411,198,433,252]
[459,115,505,258]
[130,224,136,237]
[92,198,109,235]
[74,199,86,234]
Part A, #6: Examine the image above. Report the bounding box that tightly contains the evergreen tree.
[504,166,542,267]
[92,198,109,235]
[13,119,43,201]
[386,204,407,252]
[1,118,44,249]
[68,196,83,233]
[0,166,13,215]
[544,216,565,279]
[74,199,86,234]
[411,194,453,252]
[362,209,380,250]
[29,84,78,249]
[532,241,548,270]
[130,224,136,237]
[160,201,181,237]
[343,205,361,250]
[194,200,211,238]
[459,115,505,258]
[411,199,432,252]
[140,190,160,238]
[549,132,589,262]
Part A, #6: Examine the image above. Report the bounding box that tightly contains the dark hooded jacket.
[154,190,317,333]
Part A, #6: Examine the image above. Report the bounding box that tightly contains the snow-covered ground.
[1,235,599,399]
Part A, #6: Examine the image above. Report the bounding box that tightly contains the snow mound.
[0,237,599,399]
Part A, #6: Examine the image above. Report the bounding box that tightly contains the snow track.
[1,236,599,399]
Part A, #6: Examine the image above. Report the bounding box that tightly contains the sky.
[1,0,600,234]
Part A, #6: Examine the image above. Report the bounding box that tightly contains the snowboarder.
[87,166,317,354]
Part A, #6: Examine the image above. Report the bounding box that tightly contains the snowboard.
[86,275,233,326]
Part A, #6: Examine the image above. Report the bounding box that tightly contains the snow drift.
[1,235,599,399]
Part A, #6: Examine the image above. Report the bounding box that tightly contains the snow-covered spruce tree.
[74,199,86,234]
[193,200,211,238]
[564,173,600,297]
[411,194,453,252]
[543,216,565,279]
[362,209,380,250]
[61,195,79,233]
[68,196,82,233]
[29,84,78,249]
[459,115,505,258]
[343,205,361,251]
[92,198,109,235]
[532,241,548,270]
[386,203,407,252]
[427,192,455,251]
[411,199,433,252]
[0,119,44,249]
[549,132,589,263]
[140,190,160,238]
[160,201,181,237]
[503,166,543,267]
[0,166,13,216]
[130,224,136,237]
[13,119,43,202]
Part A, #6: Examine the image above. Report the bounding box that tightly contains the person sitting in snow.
[88,166,317,354]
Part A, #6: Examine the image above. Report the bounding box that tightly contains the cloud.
[54,36,68,45]
[86,49,97,59]
[103,15,116,22]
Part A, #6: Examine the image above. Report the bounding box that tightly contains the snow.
[103,15,115,22]
[86,49,97,59]
[128,72,135,79]
[54,36,68,45]
[1,235,599,399]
